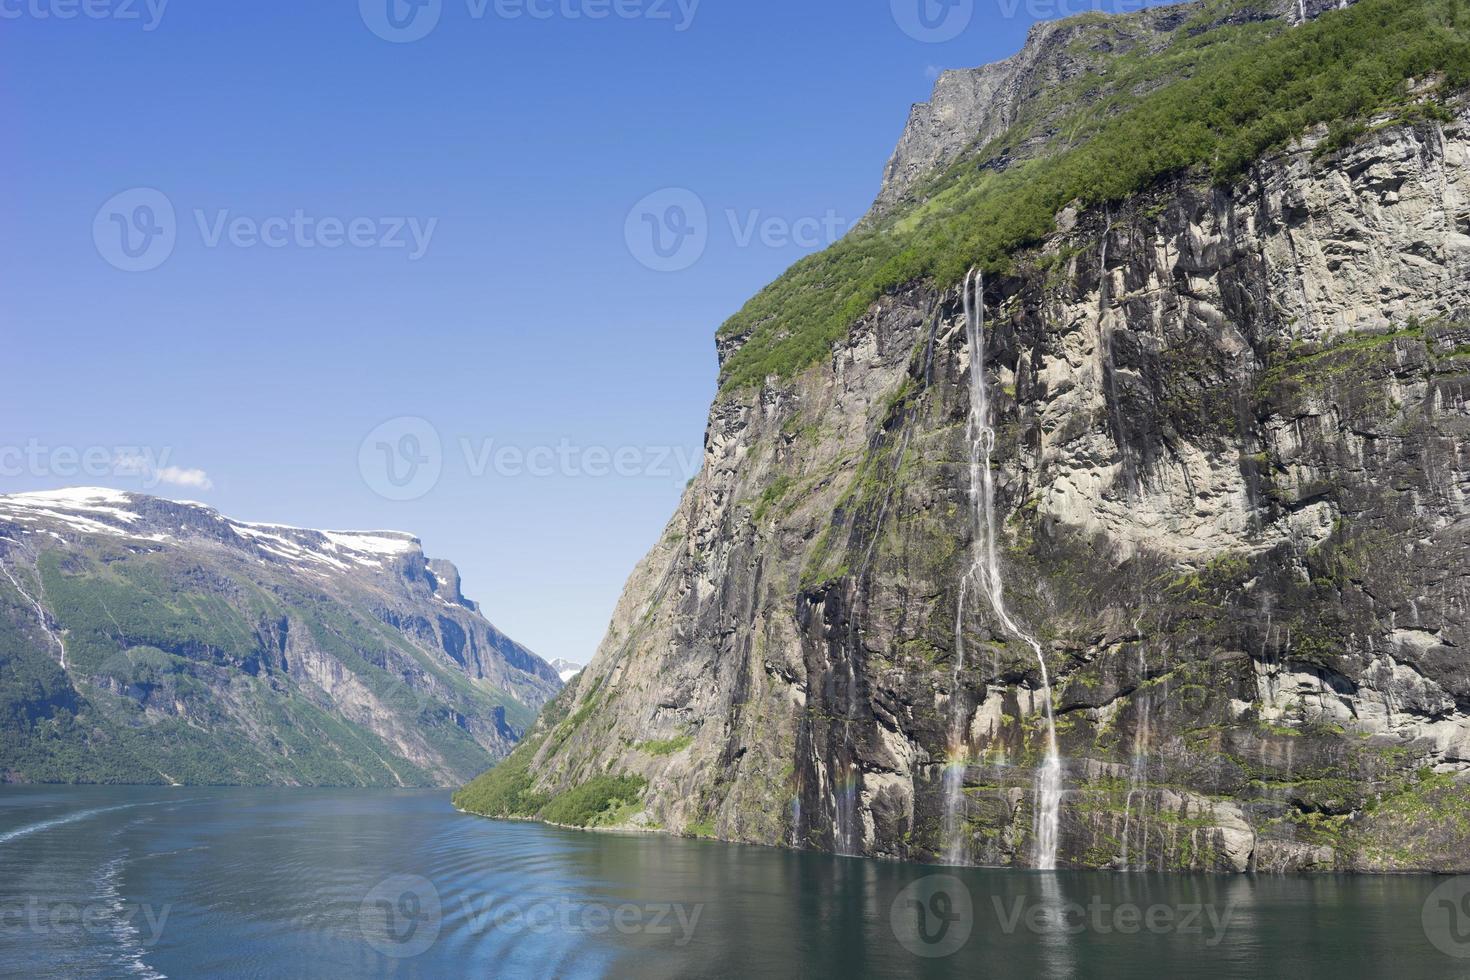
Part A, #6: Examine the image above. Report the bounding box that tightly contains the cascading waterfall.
[947,269,1064,870]
[0,553,67,670]
[1121,630,1151,870]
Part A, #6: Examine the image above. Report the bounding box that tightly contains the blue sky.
[0,0,1147,666]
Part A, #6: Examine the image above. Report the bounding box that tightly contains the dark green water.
[1,786,1467,978]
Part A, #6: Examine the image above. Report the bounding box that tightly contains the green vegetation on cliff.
[453,744,650,829]
[717,0,1470,390]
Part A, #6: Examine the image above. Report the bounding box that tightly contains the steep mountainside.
[0,489,560,787]
[459,0,1470,871]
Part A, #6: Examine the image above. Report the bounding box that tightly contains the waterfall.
[950,269,1064,871]
[1121,632,1151,870]
[0,556,67,670]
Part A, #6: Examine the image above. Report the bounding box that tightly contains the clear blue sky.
[0,0,1148,666]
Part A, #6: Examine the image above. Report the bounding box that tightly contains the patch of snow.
[231,525,352,570]
[0,488,143,531]
[319,531,419,557]
[1,487,134,507]
[2,508,134,538]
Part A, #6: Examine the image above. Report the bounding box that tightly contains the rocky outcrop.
[869,0,1358,220]
[0,489,559,786]
[465,0,1470,872]
[501,101,1470,871]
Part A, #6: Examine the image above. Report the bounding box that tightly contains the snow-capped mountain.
[549,658,584,683]
[0,488,560,787]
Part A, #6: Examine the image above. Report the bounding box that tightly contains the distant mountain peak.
[0,487,561,787]
[549,658,584,682]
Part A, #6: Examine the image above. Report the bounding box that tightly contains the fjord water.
[0,788,1460,979]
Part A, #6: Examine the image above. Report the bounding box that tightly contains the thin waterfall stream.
[945,269,1063,870]
[0,553,67,670]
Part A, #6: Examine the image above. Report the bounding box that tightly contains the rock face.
[868,0,1347,220]
[475,2,1470,872]
[0,489,560,787]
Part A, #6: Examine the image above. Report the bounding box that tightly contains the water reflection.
[0,787,1462,979]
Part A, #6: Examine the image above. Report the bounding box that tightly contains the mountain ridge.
[0,488,559,787]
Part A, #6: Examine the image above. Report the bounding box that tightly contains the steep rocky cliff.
[460,0,1470,872]
[0,489,560,787]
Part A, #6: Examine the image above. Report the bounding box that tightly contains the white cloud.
[153,467,214,490]
[111,452,214,491]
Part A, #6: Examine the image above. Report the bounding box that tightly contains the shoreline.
[449,804,1465,878]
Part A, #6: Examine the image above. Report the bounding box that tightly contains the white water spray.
[0,556,67,670]
[949,269,1063,870]
[1120,626,1151,870]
